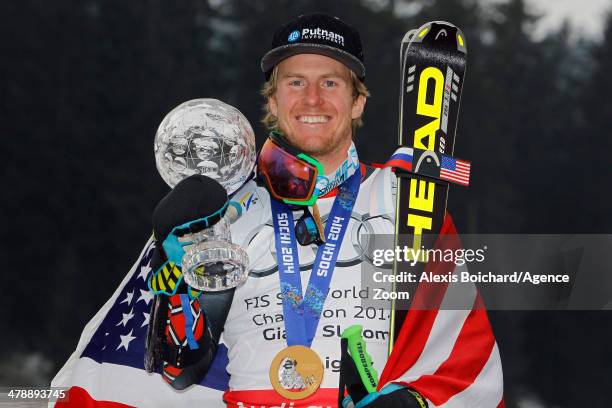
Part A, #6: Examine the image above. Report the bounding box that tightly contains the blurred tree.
[0,0,231,365]
[462,0,541,233]
[576,11,612,232]
[438,0,584,235]
[519,12,612,408]
[522,311,612,407]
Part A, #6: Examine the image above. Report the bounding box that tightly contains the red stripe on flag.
[440,171,469,186]
[224,388,338,407]
[444,169,469,176]
[408,295,496,405]
[385,159,413,171]
[55,386,135,408]
[378,309,440,389]
[378,213,460,387]
[442,171,469,178]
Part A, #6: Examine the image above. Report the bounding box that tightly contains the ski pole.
[341,325,378,394]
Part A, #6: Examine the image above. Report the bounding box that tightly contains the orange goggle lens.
[257,138,318,202]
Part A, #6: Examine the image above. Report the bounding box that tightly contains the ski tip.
[400,29,417,69]
[401,29,417,44]
[411,21,467,53]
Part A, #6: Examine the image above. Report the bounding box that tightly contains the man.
[52,13,504,408]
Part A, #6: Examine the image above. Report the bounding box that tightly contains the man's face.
[268,54,366,162]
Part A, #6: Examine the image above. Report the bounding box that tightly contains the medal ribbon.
[315,142,359,196]
[271,170,361,347]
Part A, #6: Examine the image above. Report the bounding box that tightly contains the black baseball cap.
[261,13,365,81]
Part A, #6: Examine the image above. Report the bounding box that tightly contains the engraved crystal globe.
[154,99,256,194]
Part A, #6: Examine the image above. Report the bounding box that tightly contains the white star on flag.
[116,329,137,351]
[116,308,135,327]
[138,264,152,281]
[137,288,154,305]
[141,311,150,328]
[120,290,134,305]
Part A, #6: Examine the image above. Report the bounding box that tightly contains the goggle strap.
[312,203,326,244]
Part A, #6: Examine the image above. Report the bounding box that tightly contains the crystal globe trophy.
[154,99,256,291]
[154,98,256,194]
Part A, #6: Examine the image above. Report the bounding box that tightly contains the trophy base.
[182,241,249,291]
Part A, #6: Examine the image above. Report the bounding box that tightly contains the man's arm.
[144,175,236,390]
[145,288,233,390]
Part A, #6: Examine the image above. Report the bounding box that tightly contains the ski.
[400,30,416,65]
[388,21,469,351]
[398,29,417,139]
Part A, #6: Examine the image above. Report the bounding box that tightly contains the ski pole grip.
[341,325,378,393]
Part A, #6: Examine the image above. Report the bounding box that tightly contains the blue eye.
[323,80,336,87]
[289,80,303,87]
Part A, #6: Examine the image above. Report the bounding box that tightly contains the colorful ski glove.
[343,384,429,408]
[144,175,229,389]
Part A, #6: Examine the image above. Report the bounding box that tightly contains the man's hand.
[346,385,428,408]
[338,328,428,408]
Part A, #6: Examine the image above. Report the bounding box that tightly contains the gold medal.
[269,345,324,400]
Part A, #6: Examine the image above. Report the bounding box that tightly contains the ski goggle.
[257,131,323,206]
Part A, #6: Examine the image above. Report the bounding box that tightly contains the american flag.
[378,213,504,408]
[51,239,230,407]
[440,156,471,186]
